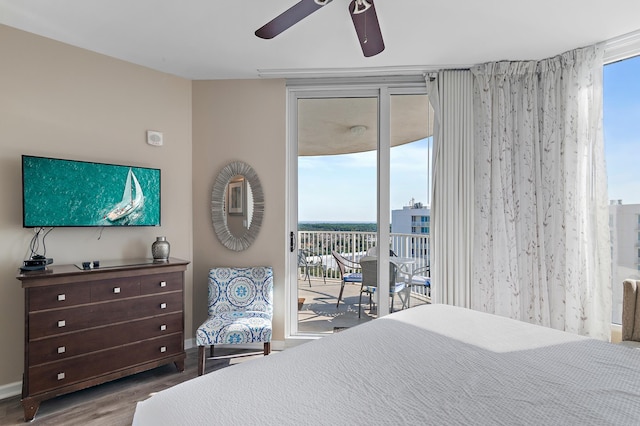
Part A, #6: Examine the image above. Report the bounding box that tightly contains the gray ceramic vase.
[152,236,170,261]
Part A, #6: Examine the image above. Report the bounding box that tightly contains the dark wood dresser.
[16,258,189,421]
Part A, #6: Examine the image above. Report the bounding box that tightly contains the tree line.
[298,222,377,232]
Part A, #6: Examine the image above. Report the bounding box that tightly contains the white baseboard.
[0,380,21,401]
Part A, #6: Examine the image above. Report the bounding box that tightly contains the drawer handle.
[57,294,66,301]
[57,320,66,328]
[160,324,167,331]
[160,303,167,309]
[160,346,167,353]
[160,281,167,287]
[113,287,121,294]
[58,346,66,354]
[57,372,65,380]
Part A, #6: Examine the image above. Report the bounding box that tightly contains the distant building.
[391,200,430,259]
[609,200,640,324]
[391,200,431,235]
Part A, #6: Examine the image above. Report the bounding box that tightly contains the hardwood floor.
[0,347,268,425]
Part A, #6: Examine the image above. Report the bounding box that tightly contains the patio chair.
[332,251,363,308]
[298,249,326,286]
[406,265,431,307]
[359,256,409,318]
[196,267,273,376]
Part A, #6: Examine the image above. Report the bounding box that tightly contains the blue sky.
[299,138,430,222]
[604,55,640,205]
[299,55,640,222]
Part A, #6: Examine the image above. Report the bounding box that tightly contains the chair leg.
[198,346,206,376]
[358,291,363,318]
[264,342,271,355]
[305,267,311,286]
[336,280,346,308]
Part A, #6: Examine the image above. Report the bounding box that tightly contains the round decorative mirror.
[211,161,264,251]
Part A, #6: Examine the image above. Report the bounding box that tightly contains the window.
[604,54,640,324]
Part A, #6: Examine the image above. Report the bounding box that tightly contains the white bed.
[133,305,640,425]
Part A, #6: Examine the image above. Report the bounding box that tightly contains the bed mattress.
[133,304,640,425]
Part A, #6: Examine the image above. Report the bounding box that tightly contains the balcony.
[297,230,431,333]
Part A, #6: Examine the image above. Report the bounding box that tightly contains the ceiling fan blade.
[255,0,333,39]
[349,0,385,57]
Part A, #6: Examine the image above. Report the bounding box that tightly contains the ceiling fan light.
[314,0,332,5]
[352,0,372,15]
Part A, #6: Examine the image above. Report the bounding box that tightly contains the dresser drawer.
[27,333,183,395]
[90,277,141,302]
[28,283,91,311]
[140,272,183,295]
[29,292,183,339]
[28,312,183,365]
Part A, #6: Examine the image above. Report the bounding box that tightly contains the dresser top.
[17,257,189,286]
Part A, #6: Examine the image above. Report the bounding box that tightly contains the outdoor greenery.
[298,222,377,232]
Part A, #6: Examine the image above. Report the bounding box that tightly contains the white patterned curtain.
[471,45,612,340]
[426,70,475,307]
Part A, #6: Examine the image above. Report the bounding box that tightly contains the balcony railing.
[297,230,430,280]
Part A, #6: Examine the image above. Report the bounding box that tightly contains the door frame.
[285,77,427,340]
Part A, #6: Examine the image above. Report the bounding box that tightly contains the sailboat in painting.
[106,168,144,222]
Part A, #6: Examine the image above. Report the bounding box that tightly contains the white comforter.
[133,304,640,425]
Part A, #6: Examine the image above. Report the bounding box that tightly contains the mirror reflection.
[211,161,264,251]
[224,175,254,237]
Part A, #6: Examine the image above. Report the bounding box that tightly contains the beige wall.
[0,25,193,389]
[191,79,286,341]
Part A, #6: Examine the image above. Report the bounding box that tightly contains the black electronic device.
[23,258,52,267]
[20,256,53,272]
[20,264,46,272]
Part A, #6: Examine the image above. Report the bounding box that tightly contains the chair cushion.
[392,282,406,293]
[362,285,376,294]
[343,273,362,283]
[363,282,405,295]
[196,311,272,346]
[411,275,431,287]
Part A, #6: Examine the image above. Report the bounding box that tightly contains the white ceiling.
[1,0,640,80]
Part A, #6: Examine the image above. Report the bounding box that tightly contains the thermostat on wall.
[146,130,163,146]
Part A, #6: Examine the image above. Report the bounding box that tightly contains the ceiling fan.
[255,0,385,57]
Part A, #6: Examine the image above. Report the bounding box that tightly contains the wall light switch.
[147,130,163,146]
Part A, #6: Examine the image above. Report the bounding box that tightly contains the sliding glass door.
[296,95,378,333]
[287,79,431,338]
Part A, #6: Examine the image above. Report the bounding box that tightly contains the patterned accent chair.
[621,279,640,349]
[196,267,273,375]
